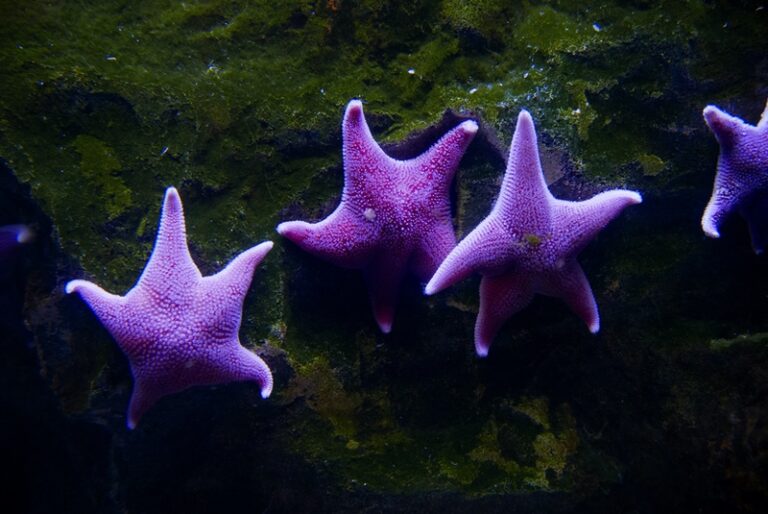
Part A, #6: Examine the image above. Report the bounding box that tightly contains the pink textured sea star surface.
[66,187,273,429]
[278,99,477,333]
[701,100,768,253]
[426,110,642,357]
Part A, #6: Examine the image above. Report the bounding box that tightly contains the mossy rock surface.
[1,1,768,513]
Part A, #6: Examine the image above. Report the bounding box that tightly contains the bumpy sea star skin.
[701,100,768,253]
[425,110,642,357]
[66,187,274,429]
[277,99,478,333]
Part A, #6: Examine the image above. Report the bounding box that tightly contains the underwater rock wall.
[1,1,767,512]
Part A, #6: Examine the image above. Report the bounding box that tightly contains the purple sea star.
[277,99,478,333]
[66,187,274,429]
[425,110,642,357]
[701,100,768,253]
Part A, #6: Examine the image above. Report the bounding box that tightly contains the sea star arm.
[701,181,737,240]
[277,203,379,269]
[539,261,600,334]
[494,110,553,222]
[277,102,389,269]
[410,120,478,187]
[342,100,393,187]
[137,187,201,289]
[703,105,745,149]
[127,379,158,429]
[124,338,274,431]
[65,279,125,338]
[200,241,274,322]
[366,251,409,333]
[475,271,535,357]
[230,345,274,398]
[759,99,768,128]
[125,343,273,430]
[554,190,642,255]
[424,217,509,295]
[406,121,477,281]
[198,242,275,397]
[0,224,33,257]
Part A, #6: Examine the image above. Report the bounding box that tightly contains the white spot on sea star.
[364,208,376,221]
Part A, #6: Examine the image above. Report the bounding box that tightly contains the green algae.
[637,153,666,177]
[523,233,544,249]
[466,398,580,491]
[710,332,768,351]
[285,356,362,440]
[515,5,606,56]
[1,0,768,504]
[441,0,518,44]
[72,135,132,220]
[514,397,553,430]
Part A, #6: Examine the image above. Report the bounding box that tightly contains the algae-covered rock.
[1,1,768,513]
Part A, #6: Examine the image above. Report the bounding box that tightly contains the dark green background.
[1,1,767,512]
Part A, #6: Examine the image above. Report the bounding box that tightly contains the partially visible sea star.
[701,100,768,253]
